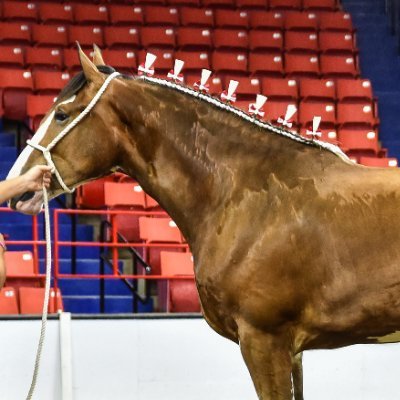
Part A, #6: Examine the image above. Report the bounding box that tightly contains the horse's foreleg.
[292,352,304,400]
[238,323,293,400]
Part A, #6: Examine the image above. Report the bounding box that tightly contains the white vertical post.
[59,312,73,400]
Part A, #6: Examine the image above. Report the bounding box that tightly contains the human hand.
[21,165,53,192]
[0,233,6,254]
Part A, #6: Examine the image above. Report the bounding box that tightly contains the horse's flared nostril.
[9,191,35,210]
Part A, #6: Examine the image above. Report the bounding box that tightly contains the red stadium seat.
[0,68,33,119]
[0,287,19,315]
[212,51,248,75]
[303,0,338,10]
[213,29,249,50]
[64,48,92,71]
[264,100,298,124]
[160,251,200,313]
[27,94,56,131]
[319,31,356,54]
[144,6,179,26]
[139,217,183,243]
[136,0,166,5]
[236,0,268,9]
[31,24,68,48]
[338,128,379,154]
[285,54,320,77]
[269,0,302,9]
[101,49,137,73]
[33,70,71,94]
[137,49,175,73]
[214,9,249,28]
[109,5,144,26]
[49,288,63,313]
[202,0,235,7]
[26,47,63,71]
[104,26,140,49]
[141,27,176,48]
[38,3,73,24]
[298,101,336,127]
[336,79,373,103]
[0,22,31,45]
[319,11,353,32]
[285,31,318,53]
[185,74,223,94]
[180,7,214,27]
[68,26,104,49]
[284,11,319,31]
[2,1,38,22]
[5,251,35,277]
[359,156,398,168]
[249,53,283,76]
[248,30,283,52]
[19,287,44,314]
[261,77,298,101]
[320,54,358,78]
[176,27,212,50]
[76,177,115,209]
[299,126,338,144]
[337,103,377,127]
[299,78,336,102]
[0,45,24,68]
[224,76,261,99]
[175,51,210,71]
[168,0,200,5]
[73,4,109,25]
[249,10,284,30]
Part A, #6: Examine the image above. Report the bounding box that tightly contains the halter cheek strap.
[27,71,121,193]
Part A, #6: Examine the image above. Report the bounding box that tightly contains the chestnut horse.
[8,47,400,400]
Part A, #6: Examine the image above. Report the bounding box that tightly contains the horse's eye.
[54,111,69,123]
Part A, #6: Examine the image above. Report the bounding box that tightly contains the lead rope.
[26,185,52,400]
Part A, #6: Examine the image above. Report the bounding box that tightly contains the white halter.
[27,71,121,193]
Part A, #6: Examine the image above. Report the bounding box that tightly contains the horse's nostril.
[10,191,35,209]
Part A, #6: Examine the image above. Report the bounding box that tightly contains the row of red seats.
[0,25,357,53]
[0,2,344,26]
[0,286,63,315]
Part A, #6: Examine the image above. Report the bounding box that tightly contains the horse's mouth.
[10,191,44,215]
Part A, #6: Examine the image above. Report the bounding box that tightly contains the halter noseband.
[27,71,121,193]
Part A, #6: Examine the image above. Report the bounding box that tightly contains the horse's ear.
[77,42,101,83]
[92,44,105,66]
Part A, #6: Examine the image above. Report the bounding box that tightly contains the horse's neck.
[115,79,315,246]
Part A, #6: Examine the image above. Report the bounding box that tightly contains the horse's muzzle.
[9,191,43,215]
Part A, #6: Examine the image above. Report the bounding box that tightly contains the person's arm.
[0,165,52,205]
[0,234,6,289]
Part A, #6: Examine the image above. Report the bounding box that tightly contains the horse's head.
[9,46,125,214]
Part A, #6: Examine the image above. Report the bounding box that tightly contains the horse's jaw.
[12,191,44,215]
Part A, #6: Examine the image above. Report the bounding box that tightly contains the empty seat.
[5,251,35,276]
[0,45,24,68]
[337,103,377,127]
[214,9,249,28]
[336,79,373,102]
[0,69,33,119]
[49,288,63,313]
[139,217,183,243]
[261,77,298,101]
[298,101,336,127]
[249,53,283,76]
[175,51,210,71]
[176,27,212,50]
[109,5,144,26]
[338,128,379,154]
[73,4,109,25]
[319,12,353,32]
[212,51,248,75]
[303,0,337,10]
[68,26,104,48]
[19,287,43,314]
[202,0,235,7]
[269,0,302,9]
[180,7,214,27]
[101,49,137,73]
[213,29,249,50]
[249,10,284,30]
[104,182,146,208]
[225,76,261,98]
[39,3,73,24]
[33,70,71,94]
[0,22,31,45]
[299,78,335,102]
[319,31,355,54]
[76,177,115,209]
[0,287,18,314]
[248,30,283,52]
[2,1,38,22]
[320,54,358,78]
[299,126,338,144]
[236,0,268,9]
[359,156,398,168]
[141,27,176,48]
[27,94,56,131]
[144,6,179,26]
[31,24,68,48]
[137,49,174,73]
[285,54,320,77]
[264,100,298,125]
[64,48,88,71]
[168,0,200,5]
[26,47,63,71]
[284,11,319,31]
[185,74,223,94]
[104,26,140,49]
[285,31,318,53]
